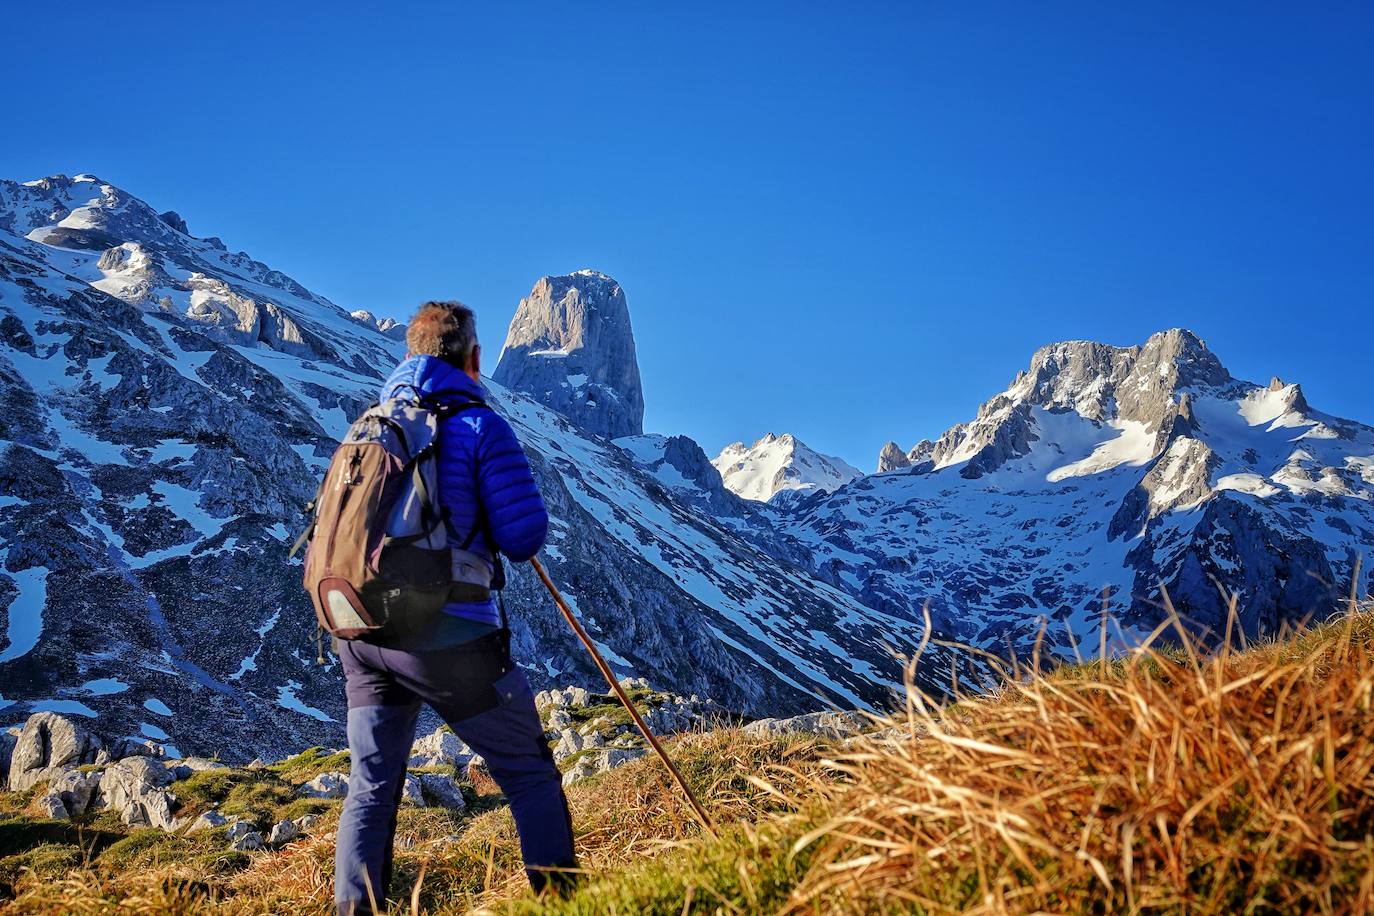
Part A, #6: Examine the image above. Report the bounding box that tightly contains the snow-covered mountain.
[793,330,1373,653]
[3,172,1365,763]
[0,174,943,760]
[713,434,862,504]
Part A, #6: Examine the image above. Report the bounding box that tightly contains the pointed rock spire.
[494,270,645,440]
[877,441,912,472]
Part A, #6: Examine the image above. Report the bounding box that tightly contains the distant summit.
[493,270,645,440]
[713,433,861,503]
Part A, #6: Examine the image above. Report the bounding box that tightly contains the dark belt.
[448,582,492,604]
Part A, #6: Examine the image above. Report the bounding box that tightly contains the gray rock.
[493,270,645,440]
[552,729,583,763]
[297,771,348,799]
[0,726,21,784]
[561,746,647,786]
[39,768,102,818]
[113,738,169,760]
[225,821,263,851]
[99,756,178,829]
[417,773,466,810]
[8,713,104,791]
[185,809,230,834]
[268,819,300,846]
[408,727,471,769]
[401,773,425,807]
[36,790,69,819]
[169,757,227,781]
[603,747,646,768]
[743,710,868,741]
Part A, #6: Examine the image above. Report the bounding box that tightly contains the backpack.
[291,396,491,641]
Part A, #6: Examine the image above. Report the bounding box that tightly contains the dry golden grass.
[4,598,1372,914]
[788,596,1374,914]
[0,729,828,914]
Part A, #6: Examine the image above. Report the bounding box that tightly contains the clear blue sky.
[4,2,1370,469]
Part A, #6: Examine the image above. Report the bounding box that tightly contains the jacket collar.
[381,355,487,404]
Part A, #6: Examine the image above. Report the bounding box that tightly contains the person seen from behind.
[333,301,577,914]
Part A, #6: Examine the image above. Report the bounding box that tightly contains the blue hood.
[380,355,487,405]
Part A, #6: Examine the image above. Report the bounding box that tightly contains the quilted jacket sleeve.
[474,411,549,562]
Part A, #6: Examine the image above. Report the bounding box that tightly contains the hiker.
[329,301,577,914]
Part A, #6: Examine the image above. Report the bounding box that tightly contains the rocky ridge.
[0,173,948,761]
[816,330,1374,650]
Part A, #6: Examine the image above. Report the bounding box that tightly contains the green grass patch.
[525,823,815,915]
[267,746,350,781]
[0,841,84,892]
[96,829,197,871]
[219,779,297,828]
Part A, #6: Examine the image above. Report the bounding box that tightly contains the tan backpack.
[292,397,488,639]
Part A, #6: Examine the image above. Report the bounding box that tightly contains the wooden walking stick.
[529,556,719,839]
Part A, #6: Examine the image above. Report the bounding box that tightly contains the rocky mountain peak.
[713,433,862,503]
[878,329,1239,481]
[157,210,190,235]
[877,441,911,472]
[1012,329,1228,423]
[1137,328,1229,389]
[350,310,407,341]
[493,270,645,440]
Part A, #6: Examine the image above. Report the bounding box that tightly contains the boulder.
[112,738,169,760]
[99,756,179,830]
[37,769,102,819]
[408,727,472,769]
[36,791,69,819]
[604,747,646,768]
[298,772,348,799]
[417,773,466,811]
[185,809,231,834]
[552,729,583,763]
[561,746,647,786]
[401,773,425,807]
[8,713,103,791]
[225,821,263,851]
[268,819,301,846]
[0,726,20,785]
[742,710,868,740]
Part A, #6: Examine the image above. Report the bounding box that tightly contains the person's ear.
[468,343,482,376]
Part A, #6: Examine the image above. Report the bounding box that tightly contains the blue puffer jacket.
[380,355,548,626]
